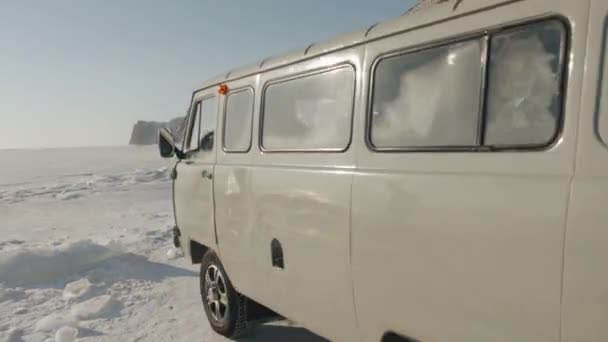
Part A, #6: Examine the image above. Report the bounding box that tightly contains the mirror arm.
[175,149,185,160]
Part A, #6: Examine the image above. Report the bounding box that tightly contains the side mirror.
[158,128,184,159]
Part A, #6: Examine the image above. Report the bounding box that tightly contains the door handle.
[201,170,213,180]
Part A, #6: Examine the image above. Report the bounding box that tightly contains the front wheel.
[200,250,249,338]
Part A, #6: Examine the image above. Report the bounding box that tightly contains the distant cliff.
[129,116,186,145]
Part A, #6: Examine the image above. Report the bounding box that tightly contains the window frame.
[185,95,217,155]
[595,14,608,148]
[366,16,570,153]
[222,86,255,153]
[184,100,202,154]
[259,63,357,153]
[198,95,218,153]
[482,19,569,149]
[367,35,488,151]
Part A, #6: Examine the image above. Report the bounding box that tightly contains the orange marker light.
[217,84,228,95]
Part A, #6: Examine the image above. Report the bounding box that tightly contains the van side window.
[262,66,355,151]
[223,88,254,152]
[200,97,217,152]
[186,102,202,152]
[369,19,567,151]
[484,20,566,146]
[370,39,484,148]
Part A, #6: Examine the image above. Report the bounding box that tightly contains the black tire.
[200,250,249,338]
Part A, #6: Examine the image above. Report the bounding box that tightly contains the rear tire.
[200,250,249,338]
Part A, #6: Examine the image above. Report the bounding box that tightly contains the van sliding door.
[241,50,362,342]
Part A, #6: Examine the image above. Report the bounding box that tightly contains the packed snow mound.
[55,192,84,201]
[2,328,23,342]
[63,279,92,300]
[55,326,78,342]
[1,167,171,204]
[70,295,122,320]
[0,236,195,290]
[0,287,26,302]
[166,247,184,260]
[0,241,121,288]
[34,314,78,332]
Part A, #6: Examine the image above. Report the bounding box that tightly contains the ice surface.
[0,146,325,342]
[0,241,121,288]
[13,307,27,315]
[0,146,167,187]
[54,192,84,201]
[2,328,23,342]
[63,279,92,300]
[70,295,122,320]
[166,247,183,260]
[34,314,77,332]
[0,287,26,303]
[1,166,170,204]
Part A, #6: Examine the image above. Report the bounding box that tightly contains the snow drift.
[0,241,122,288]
[1,166,170,204]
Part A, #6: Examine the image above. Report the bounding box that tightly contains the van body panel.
[562,1,608,341]
[369,0,522,39]
[351,0,585,341]
[248,167,356,341]
[352,173,569,342]
[563,180,608,342]
[174,88,219,251]
[214,74,258,284]
[214,49,363,342]
[214,164,254,277]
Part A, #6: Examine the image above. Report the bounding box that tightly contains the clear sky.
[0,0,415,149]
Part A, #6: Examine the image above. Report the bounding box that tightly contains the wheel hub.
[208,287,219,301]
[204,265,229,322]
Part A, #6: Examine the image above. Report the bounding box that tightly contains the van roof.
[194,0,511,94]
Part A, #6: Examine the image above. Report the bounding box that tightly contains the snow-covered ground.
[0,146,325,342]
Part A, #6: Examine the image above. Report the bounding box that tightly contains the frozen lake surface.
[0,146,323,342]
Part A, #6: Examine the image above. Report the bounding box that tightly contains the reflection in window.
[484,20,566,146]
[262,67,355,150]
[200,97,217,151]
[371,39,483,148]
[187,102,201,152]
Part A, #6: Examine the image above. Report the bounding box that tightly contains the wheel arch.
[381,332,420,342]
[190,239,209,264]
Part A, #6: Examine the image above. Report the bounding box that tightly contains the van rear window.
[261,66,355,151]
[369,19,567,151]
[484,20,566,147]
[371,39,483,148]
